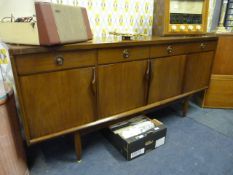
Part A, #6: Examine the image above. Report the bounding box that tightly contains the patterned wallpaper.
[48,0,217,38]
[0,42,13,98]
[49,0,154,38]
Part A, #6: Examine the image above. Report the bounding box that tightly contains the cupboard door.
[148,55,186,103]
[183,52,214,92]
[20,67,96,139]
[98,60,148,118]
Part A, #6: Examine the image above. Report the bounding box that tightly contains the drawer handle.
[200,43,206,50]
[167,46,173,54]
[123,49,130,59]
[91,67,97,97]
[144,60,151,104]
[55,56,64,66]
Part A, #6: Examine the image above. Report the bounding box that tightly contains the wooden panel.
[0,94,29,175]
[148,55,186,103]
[98,60,148,118]
[98,46,149,64]
[8,35,217,55]
[183,51,214,92]
[150,41,216,58]
[9,36,218,146]
[16,50,96,75]
[204,75,233,108]
[212,36,233,75]
[19,67,96,139]
[30,87,207,144]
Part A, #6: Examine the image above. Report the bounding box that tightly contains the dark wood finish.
[183,51,214,92]
[8,36,217,55]
[0,93,29,175]
[200,35,233,108]
[19,67,96,139]
[74,132,82,161]
[148,55,186,103]
[98,46,150,64]
[182,96,190,117]
[16,50,96,75]
[98,60,148,118]
[203,75,233,108]
[212,36,233,75]
[150,41,216,58]
[8,36,217,160]
[29,87,208,144]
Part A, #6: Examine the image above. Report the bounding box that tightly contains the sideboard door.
[98,60,148,118]
[20,67,96,139]
[183,51,214,92]
[148,55,186,103]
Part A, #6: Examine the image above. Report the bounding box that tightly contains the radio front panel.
[153,0,209,35]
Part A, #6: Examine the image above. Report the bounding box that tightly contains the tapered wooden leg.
[182,97,190,117]
[74,132,82,161]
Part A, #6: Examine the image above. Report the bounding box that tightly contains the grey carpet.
[28,106,233,175]
[188,104,233,138]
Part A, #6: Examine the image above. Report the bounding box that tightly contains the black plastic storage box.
[104,116,167,160]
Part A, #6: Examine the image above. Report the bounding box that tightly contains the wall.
[59,0,154,38]
[0,0,153,37]
[0,0,219,37]
[0,0,36,19]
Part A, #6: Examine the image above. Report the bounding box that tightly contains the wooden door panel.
[183,52,214,92]
[204,75,233,108]
[148,55,186,103]
[20,68,96,139]
[98,60,148,118]
[212,36,233,74]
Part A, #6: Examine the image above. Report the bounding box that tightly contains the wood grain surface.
[183,51,214,92]
[9,36,217,144]
[204,75,233,108]
[212,36,233,75]
[16,50,96,75]
[8,35,217,55]
[148,55,186,103]
[19,67,96,138]
[98,60,148,118]
[0,94,28,175]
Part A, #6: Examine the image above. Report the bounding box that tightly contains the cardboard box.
[104,116,167,160]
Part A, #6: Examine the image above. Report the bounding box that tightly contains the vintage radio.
[153,0,209,36]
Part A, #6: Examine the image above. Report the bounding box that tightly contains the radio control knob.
[188,25,194,31]
[196,25,202,31]
[180,25,186,31]
[171,25,177,32]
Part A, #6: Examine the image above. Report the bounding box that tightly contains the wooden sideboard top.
[8,35,218,55]
[216,32,233,36]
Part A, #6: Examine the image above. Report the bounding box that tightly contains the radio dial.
[196,25,202,31]
[188,25,194,31]
[171,25,177,32]
[180,25,186,31]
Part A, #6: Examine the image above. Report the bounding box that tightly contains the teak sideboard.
[9,36,217,160]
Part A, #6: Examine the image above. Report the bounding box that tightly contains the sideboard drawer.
[98,46,150,64]
[189,41,217,53]
[150,41,217,58]
[16,50,96,75]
